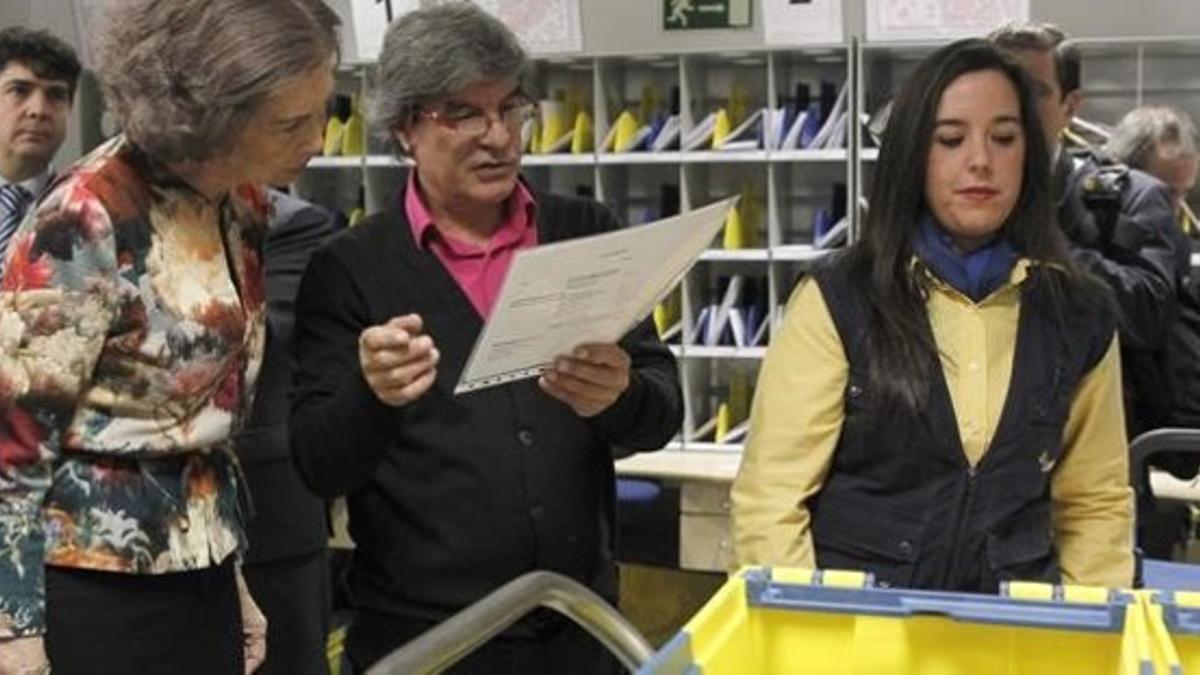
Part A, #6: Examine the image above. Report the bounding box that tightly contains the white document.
[763,0,845,46]
[781,110,809,150]
[750,309,771,347]
[616,125,654,153]
[455,197,739,394]
[599,121,620,153]
[688,413,719,442]
[824,112,849,149]
[810,84,848,149]
[722,419,751,444]
[682,112,719,151]
[542,129,575,154]
[816,216,850,249]
[866,0,1029,41]
[521,117,538,150]
[716,109,764,151]
[651,115,683,152]
[705,276,744,345]
[689,305,714,345]
[768,107,799,150]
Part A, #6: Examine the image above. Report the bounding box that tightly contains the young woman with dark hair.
[732,38,1132,593]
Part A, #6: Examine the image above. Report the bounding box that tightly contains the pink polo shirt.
[405,171,538,318]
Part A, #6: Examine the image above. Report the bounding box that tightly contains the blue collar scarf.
[913,212,1019,302]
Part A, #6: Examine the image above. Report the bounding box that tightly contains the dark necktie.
[0,183,32,277]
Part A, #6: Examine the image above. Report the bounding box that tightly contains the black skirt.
[45,559,242,675]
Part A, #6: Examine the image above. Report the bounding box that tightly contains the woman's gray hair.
[369,2,531,155]
[95,0,340,164]
[1106,106,1198,170]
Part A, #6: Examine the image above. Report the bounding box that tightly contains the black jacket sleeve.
[289,244,395,498]
[588,314,683,455]
[238,192,342,562]
[1063,166,1190,350]
[242,191,343,456]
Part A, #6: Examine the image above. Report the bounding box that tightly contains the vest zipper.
[943,464,977,589]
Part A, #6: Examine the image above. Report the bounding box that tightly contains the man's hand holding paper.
[539,342,632,417]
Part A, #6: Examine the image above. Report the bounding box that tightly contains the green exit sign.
[664,0,753,30]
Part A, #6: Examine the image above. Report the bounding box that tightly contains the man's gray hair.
[1106,106,1198,169]
[369,2,530,155]
[95,0,340,164]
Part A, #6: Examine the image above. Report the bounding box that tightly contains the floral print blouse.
[0,136,268,637]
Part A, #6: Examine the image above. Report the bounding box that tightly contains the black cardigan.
[289,183,682,627]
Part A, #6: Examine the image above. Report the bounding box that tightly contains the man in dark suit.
[0,26,79,276]
[992,23,1195,561]
[238,190,345,675]
[991,22,1192,438]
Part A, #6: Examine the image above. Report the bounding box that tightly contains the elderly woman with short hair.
[1106,106,1199,232]
[290,4,682,673]
[0,0,338,673]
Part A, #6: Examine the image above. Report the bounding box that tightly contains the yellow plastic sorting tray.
[640,567,1153,675]
[1144,590,1200,673]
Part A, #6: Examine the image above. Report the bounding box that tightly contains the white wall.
[0,1,32,29]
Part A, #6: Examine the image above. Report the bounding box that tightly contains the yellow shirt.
[731,260,1134,588]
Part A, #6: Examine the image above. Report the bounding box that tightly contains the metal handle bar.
[1129,427,1200,490]
[366,571,655,674]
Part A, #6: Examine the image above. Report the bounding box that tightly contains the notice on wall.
[471,0,584,55]
[357,0,583,58]
[866,0,1029,41]
[349,0,420,62]
[663,0,753,30]
[763,0,844,45]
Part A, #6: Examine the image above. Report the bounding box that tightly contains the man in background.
[238,190,346,675]
[1107,105,1199,236]
[993,23,1195,561]
[992,22,1191,439]
[0,26,79,275]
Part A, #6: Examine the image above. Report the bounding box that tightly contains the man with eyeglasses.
[0,27,79,279]
[289,5,681,673]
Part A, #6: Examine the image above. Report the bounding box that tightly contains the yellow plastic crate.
[1144,590,1200,673]
[640,567,1153,675]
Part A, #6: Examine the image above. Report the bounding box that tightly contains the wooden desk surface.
[615,450,741,484]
